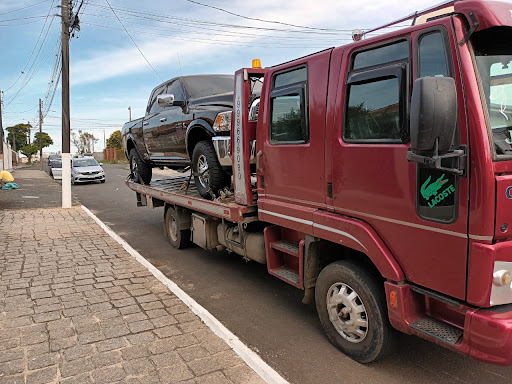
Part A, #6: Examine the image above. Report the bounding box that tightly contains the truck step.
[270,267,299,285]
[411,318,463,346]
[271,240,300,256]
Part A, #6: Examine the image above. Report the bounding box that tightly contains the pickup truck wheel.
[315,260,393,363]
[164,207,190,249]
[129,148,152,184]
[192,140,229,199]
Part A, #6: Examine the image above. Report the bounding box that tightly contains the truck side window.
[419,32,449,78]
[345,77,401,141]
[167,80,185,102]
[353,40,408,70]
[270,67,308,144]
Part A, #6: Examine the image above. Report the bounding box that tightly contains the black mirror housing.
[410,77,457,153]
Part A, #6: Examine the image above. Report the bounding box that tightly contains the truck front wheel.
[129,148,152,184]
[192,140,230,199]
[315,260,393,363]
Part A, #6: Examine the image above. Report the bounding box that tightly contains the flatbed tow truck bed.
[125,175,258,223]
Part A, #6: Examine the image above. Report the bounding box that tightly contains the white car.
[71,158,105,184]
[50,159,63,180]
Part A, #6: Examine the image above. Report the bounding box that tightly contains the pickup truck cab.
[122,74,237,198]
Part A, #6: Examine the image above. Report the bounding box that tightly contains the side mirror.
[410,77,457,153]
[407,77,466,176]
[157,94,185,107]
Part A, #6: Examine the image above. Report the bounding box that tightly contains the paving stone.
[91,365,126,384]
[127,331,156,345]
[121,345,150,360]
[102,324,130,339]
[123,356,156,375]
[148,340,176,355]
[91,350,122,368]
[177,346,210,362]
[170,334,198,348]
[224,365,267,384]
[60,357,95,377]
[27,351,60,370]
[96,337,127,352]
[0,350,24,364]
[0,360,24,376]
[187,356,222,376]
[64,344,95,361]
[150,351,182,369]
[128,320,154,333]
[33,311,61,323]
[158,361,194,383]
[195,371,231,384]
[26,366,58,384]
[151,316,178,329]
[154,326,182,339]
[60,373,93,384]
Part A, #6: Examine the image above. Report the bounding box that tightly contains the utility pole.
[103,130,106,149]
[27,120,31,145]
[61,0,72,208]
[128,106,131,122]
[39,99,43,170]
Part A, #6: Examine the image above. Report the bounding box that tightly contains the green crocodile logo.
[421,174,455,208]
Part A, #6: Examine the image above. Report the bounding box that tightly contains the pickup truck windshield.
[182,75,234,99]
[472,27,512,159]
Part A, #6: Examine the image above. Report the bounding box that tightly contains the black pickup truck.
[122,74,237,199]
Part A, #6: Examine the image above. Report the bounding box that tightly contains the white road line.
[81,205,289,384]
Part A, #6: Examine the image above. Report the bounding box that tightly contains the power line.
[185,0,350,33]
[0,0,50,16]
[104,0,163,82]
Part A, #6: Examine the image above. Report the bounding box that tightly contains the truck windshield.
[182,75,234,99]
[472,27,512,159]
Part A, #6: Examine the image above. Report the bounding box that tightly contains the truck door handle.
[256,150,263,172]
[160,117,167,122]
[143,121,149,126]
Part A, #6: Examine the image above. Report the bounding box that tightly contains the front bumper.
[469,305,512,365]
[212,137,257,167]
[73,174,105,183]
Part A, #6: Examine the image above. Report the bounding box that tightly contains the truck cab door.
[257,52,330,228]
[328,23,470,300]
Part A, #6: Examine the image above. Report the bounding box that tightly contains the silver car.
[71,158,105,184]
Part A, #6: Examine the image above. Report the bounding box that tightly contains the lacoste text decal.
[421,174,455,208]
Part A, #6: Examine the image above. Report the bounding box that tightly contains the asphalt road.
[66,164,512,384]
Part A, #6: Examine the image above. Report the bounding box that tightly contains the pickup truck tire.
[164,207,190,249]
[192,140,229,199]
[315,260,393,364]
[129,148,152,185]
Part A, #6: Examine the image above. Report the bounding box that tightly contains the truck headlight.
[490,261,512,306]
[213,111,232,132]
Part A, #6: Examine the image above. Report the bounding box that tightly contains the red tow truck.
[126,0,512,365]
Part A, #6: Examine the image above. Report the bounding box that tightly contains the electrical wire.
[104,0,163,82]
[0,0,50,16]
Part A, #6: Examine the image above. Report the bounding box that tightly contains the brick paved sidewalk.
[0,207,266,384]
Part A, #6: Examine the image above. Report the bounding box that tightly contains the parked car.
[47,154,61,168]
[71,157,105,184]
[50,159,62,180]
[122,74,246,199]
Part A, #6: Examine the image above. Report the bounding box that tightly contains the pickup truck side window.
[147,84,166,114]
[167,80,185,102]
[270,67,308,144]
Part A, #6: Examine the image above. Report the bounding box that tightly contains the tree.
[34,132,54,148]
[71,130,98,154]
[106,130,122,149]
[21,144,38,164]
[6,123,30,151]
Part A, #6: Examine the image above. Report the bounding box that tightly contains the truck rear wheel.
[164,207,190,249]
[315,260,393,363]
[129,148,152,184]
[192,140,229,199]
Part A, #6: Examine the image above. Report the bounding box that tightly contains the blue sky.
[1,0,433,154]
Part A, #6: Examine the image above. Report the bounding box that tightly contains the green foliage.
[6,123,31,150]
[71,130,98,154]
[21,143,38,164]
[106,130,122,149]
[34,132,54,148]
